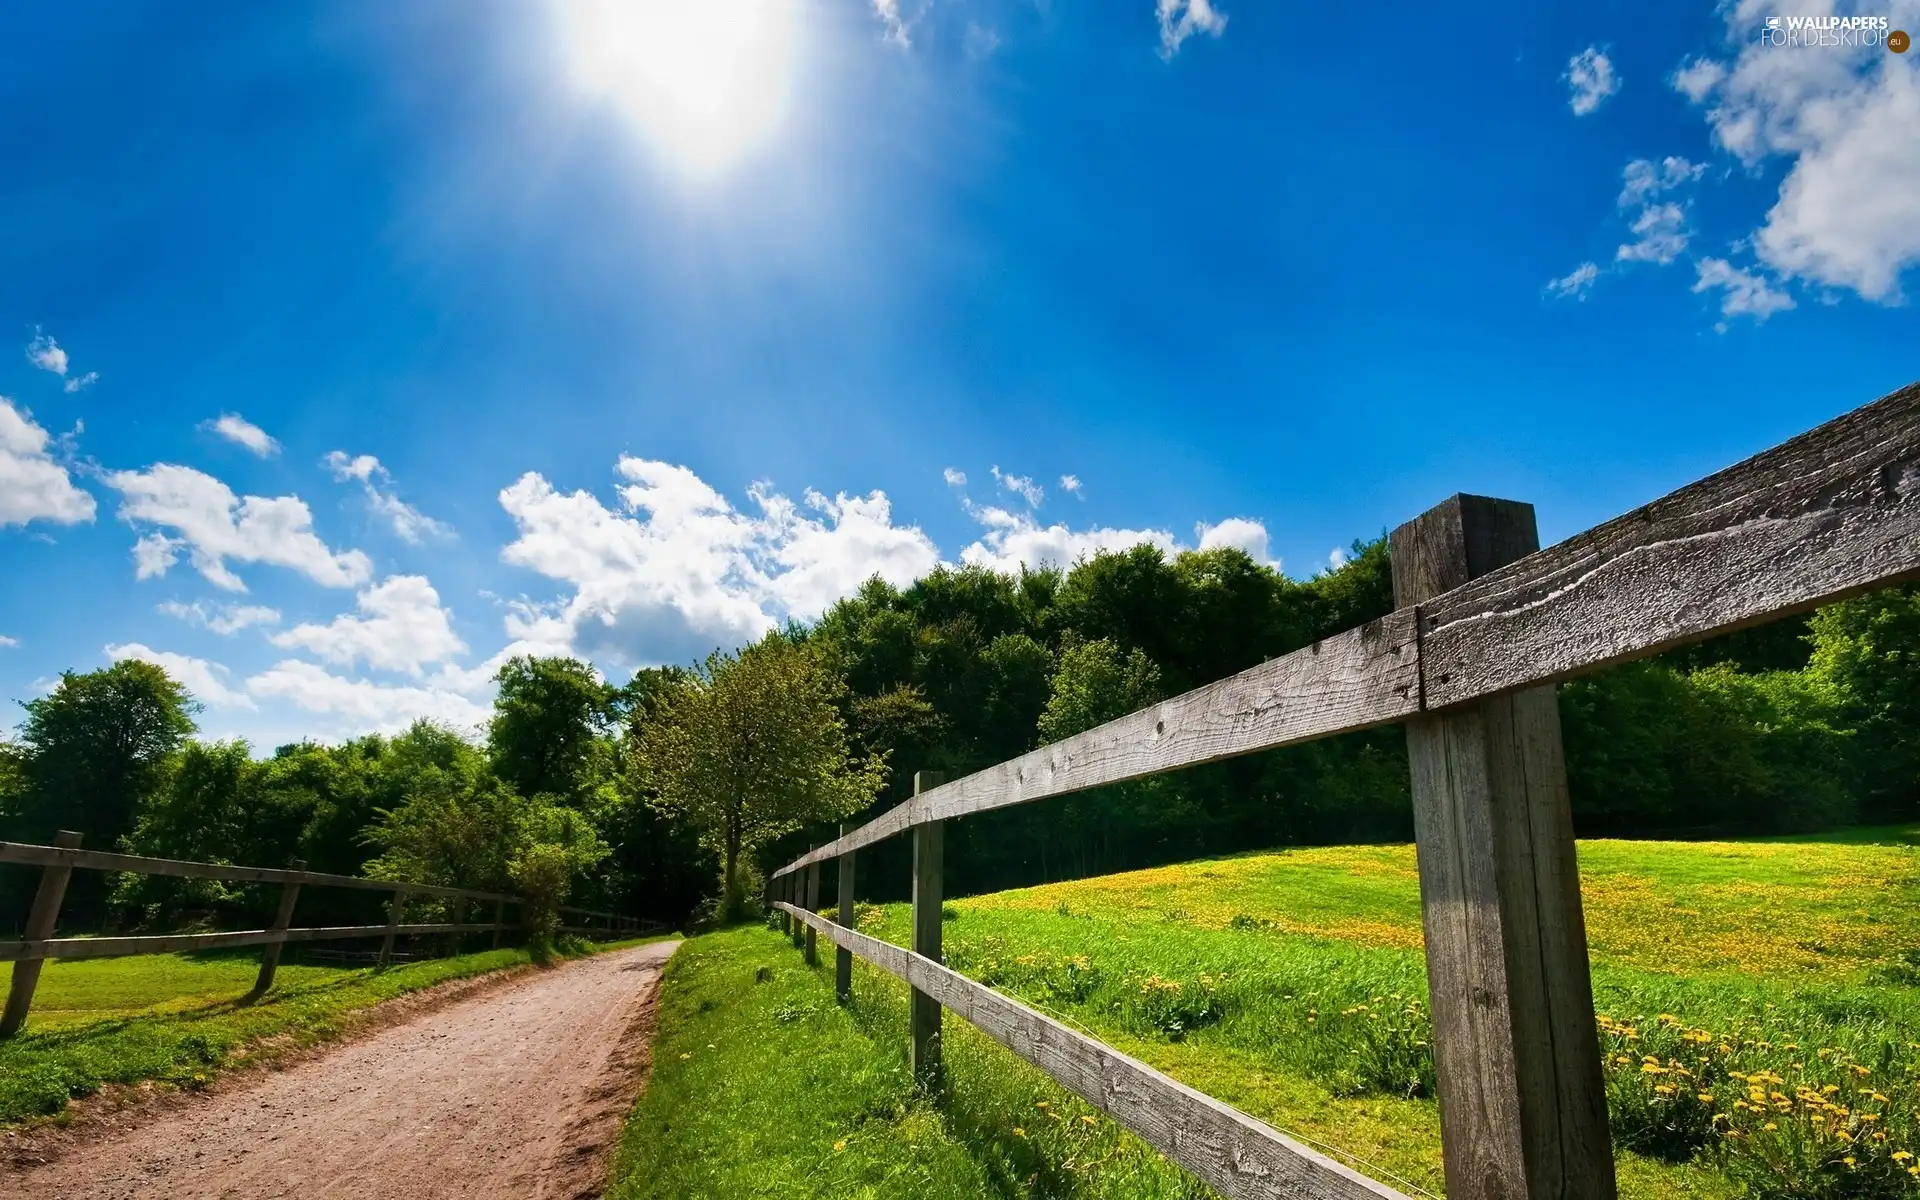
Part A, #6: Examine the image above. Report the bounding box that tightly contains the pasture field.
[0,937,664,1125]
[623,830,1920,1200]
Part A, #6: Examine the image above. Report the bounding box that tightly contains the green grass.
[0,937,662,1125]
[622,835,1920,1199]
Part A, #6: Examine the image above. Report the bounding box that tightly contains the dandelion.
[834,1140,847,1153]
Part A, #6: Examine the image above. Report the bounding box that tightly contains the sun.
[552,0,799,179]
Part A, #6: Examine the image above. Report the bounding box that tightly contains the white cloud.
[159,600,281,635]
[1157,0,1227,59]
[1059,474,1084,496]
[0,397,96,528]
[63,372,97,394]
[204,413,280,457]
[1196,517,1278,569]
[873,0,912,46]
[1676,2,1920,301]
[959,503,1179,574]
[105,463,373,591]
[498,458,940,667]
[991,465,1045,507]
[965,22,1002,58]
[1565,47,1620,115]
[324,450,453,544]
[106,642,255,710]
[270,575,467,676]
[24,332,93,392]
[1546,261,1600,299]
[247,660,490,736]
[1329,546,1349,569]
[943,467,967,488]
[0,635,18,649]
[1693,257,1796,329]
[1615,157,1706,265]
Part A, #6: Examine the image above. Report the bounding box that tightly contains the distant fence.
[0,838,650,1037]
[768,381,1920,1200]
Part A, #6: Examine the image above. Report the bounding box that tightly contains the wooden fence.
[768,380,1920,1200]
[0,837,648,1037]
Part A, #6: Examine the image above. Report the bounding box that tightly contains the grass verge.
[0,936,664,1125]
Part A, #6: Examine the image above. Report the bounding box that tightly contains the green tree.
[636,633,886,921]
[9,660,198,851]
[487,656,615,806]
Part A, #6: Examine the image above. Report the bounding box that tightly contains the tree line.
[3,537,1917,935]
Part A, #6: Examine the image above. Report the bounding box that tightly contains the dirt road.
[2,940,678,1200]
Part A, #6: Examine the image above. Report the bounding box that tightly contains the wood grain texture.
[804,859,822,967]
[776,903,1408,1200]
[251,862,305,996]
[911,771,946,1085]
[1394,497,1615,1200]
[774,613,1420,878]
[0,841,520,904]
[1418,381,1920,709]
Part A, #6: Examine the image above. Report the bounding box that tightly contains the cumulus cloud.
[0,398,96,527]
[873,0,912,46]
[1615,157,1707,265]
[159,600,281,635]
[991,465,1045,507]
[204,413,279,457]
[324,450,453,544]
[247,659,491,736]
[1565,47,1620,115]
[1329,546,1350,569]
[0,635,18,648]
[106,642,255,709]
[1059,474,1084,497]
[1157,0,1227,58]
[24,331,95,391]
[943,467,967,488]
[105,463,372,591]
[1676,1,1920,301]
[497,459,940,668]
[1196,517,1278,568]
[1693,257,1796,329]
[1546,261,1601,300]
[270,575,467,676]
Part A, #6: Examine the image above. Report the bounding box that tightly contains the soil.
[0,940,678,1200]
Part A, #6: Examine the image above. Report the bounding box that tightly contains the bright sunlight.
[552,0,799,179]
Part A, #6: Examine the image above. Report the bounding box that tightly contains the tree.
[9,660,198,850]
[636,633,886,921]
[487,656,615,806]
[1807,585,1920,818]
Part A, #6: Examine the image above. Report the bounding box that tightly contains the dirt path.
[2,940,678,1200]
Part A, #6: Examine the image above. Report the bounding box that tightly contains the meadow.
[620,829,1920,1200]
[0,938,655,1125]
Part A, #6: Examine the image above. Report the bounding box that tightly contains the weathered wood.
[0,922,506,963]
[911,770,946,1087]
[0,841,518,903]
[778,902,1405,1200]
[836,821,855,1005]
[0,831,82,1037]
[804,855,822,967]
[1419,381,1920,709]
[492,898,506,948]
[1392,495,1615,1200]
[378,888,409,969]
[789,871,804,948]
[774,613,1420,877]
[251,859,306,996]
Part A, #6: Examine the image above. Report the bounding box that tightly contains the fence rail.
[0,837,649,1038]
[765,380,1920,1200]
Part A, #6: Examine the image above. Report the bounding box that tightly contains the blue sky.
[1,0,1915,747]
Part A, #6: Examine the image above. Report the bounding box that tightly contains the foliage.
[487,654,616,806]
[636,633,887,921]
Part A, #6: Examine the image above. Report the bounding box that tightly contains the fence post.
[1390,494,1615,1200]
[790,869,805,950]
[909,770,946,1088]
[492,897,505,949]
[0,830,82,1038]
[803,849,821,967]
[250,858,307,997]
[835,821,855,1004]
[378,887,409,970]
